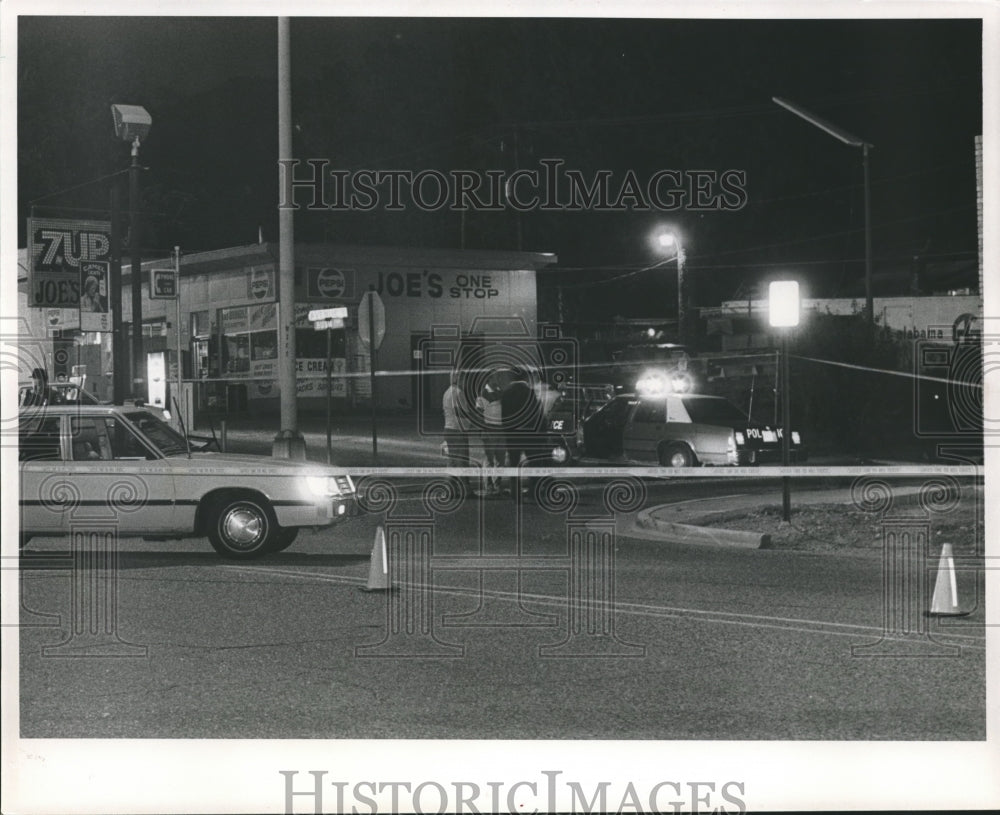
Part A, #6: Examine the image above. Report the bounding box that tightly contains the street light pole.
[772,97,874,328]
[676,241,687,346]
[129,137,143,400]
[768,279,800,523]
[273,16,306,460]
[111,104,152,401]
[651,229,687,345]
[109,183,127,404]
[780,330,791,521]
[863,142,873,328]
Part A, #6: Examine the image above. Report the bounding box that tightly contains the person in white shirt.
[442,372,471,485]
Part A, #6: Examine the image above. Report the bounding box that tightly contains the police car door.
[583,396,636,459]
[19,413,68,535]
[65,415,177,535]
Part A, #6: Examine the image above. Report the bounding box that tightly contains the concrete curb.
[633,508,769,549]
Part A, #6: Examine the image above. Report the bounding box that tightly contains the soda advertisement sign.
[248,265,275,300]
[28,217,112,308]
[305,267,355,301]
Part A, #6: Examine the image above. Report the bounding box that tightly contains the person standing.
[442,371,471,488]
[500,368,544,498]
[21,368,52,407]
[475,377,505,495]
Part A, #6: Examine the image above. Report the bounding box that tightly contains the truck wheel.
[207,495,276,559]
[267,526,299,553]
[659,442,694,468]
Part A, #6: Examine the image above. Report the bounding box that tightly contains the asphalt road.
[18,478,986,740]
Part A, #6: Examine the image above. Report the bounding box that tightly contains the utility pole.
[273,16,306,459]
[129,137,144,400]
[110,184,127,404]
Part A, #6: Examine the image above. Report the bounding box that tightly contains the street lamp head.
[650,226,684,257]
[111,104,152,146]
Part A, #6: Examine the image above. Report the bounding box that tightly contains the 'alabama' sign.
[28,217,113,308]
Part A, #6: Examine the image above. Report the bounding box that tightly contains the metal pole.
[129,140,143,401]
[109,184,126,404]
[773,350,780,426]
[174,246,183,423]
[273,16,305,459]
[676,244,687,346]
[863,143,874,329]
[781,332,791,521]
[326,326,333,464]
[368,286,379,465]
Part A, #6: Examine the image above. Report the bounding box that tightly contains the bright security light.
[768,280,800,327]
[651,229,680,255]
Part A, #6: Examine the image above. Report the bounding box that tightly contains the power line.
[27,169,129,205]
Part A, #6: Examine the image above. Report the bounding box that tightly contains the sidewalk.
[633,483,956,549]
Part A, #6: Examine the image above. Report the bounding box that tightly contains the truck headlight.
[792,431,801,445]
[734,431,745,446]
[552,446,568,464]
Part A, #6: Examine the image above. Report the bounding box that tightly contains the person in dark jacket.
[500,368,544,498]
[21,368,54,406]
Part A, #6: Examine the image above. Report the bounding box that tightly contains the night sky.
[17,15,983,319]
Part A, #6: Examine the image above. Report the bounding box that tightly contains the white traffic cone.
[927,543,968,617]
[360,525,392,592]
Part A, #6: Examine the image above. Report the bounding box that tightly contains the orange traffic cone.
[927,543,969,617]
[360,525,392,592]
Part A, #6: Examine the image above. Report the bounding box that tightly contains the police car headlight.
[792,431,801,445]
[305,476,340,497]
[551,446,568,464]
[734,431,745,446]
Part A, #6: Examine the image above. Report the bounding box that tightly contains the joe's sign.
[28,218,113,308]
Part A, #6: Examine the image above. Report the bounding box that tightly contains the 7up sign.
[28,217,113,308]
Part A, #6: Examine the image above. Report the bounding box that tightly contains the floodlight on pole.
[767,279,800,328]
[772,96,873,329]
[769,279,800,522]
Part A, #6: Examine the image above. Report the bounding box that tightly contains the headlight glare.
[305,476,340,497]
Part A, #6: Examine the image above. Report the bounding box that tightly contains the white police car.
[19,404,357,558]
[551,392,805,467]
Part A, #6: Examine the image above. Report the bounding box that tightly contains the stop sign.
[358,289,386,350]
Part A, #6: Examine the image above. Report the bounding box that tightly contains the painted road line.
[223,564,986,650]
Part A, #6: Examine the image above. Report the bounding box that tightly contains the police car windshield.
[125,411,189,456]
[682,397,749,426]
